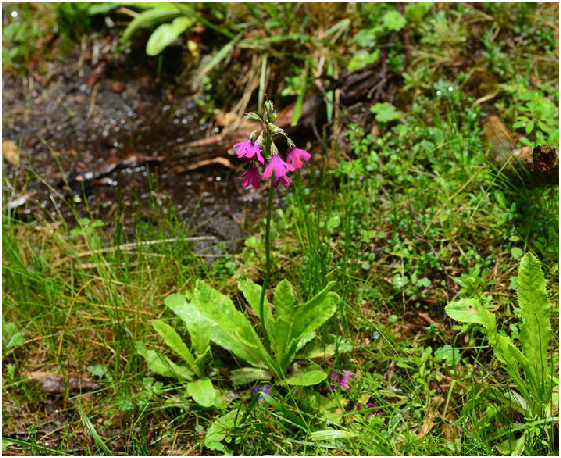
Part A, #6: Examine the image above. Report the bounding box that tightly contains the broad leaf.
[121,8,180,44]
[146,16,192,56]
[191,280,274,371]
[273,279,295,322]
[238,279,275,347]
[272,318,291,365]
[165,293,211,358]
[135,342,193,380]
[445,298,497,341]
[282,282,339,368]
[285,370,327,386]
[186,378,216,407]
[517,253,551,382]
[230,367,272,386]
[152,320,198,375]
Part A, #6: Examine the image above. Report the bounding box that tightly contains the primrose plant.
[445,253,557,451]
[137,100,339,402]
[179,100,337,387]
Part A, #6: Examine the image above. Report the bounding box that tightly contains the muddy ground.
[1,37,280,250]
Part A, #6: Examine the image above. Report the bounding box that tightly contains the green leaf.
[77,403,113,455]
[405,2,433,22]
[121,8,180,44]
[272,318,291,365]
[88,3,121,16]
[86,364,108,378]
[146,16,192,56]
[273,279,295,322]
[230,367,272,386]
[152,320,199,375]
[382,10,406,31]
[311,429,356,441]
[186,378,216,407]
[511,247,524,259]
[435,345,461,366]
[238,278,275,346]
[347,50,380,71]
[445,298,497,338]
[204,409,243,452]
[165,293,211,358]
[135,341,193,380]
[517,253,551,382]
[285,370,327,386]
[191,280,274,371]
[370,102,403,123]
[282,282,339,369]
[2,320,24,349]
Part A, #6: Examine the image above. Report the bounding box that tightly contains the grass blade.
[77,403,112,455]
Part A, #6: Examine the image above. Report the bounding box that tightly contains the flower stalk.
[233,99,312,353]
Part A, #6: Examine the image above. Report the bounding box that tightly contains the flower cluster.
[234,102,311,189]
[329,370,354,391]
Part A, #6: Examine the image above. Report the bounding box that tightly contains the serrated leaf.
[191,280,274,372]
[382,10,406,31]
[230,367,272,386]
[285,370,327,386]
[517,253,551,382]
[273,279,295,322]
[135,341,193,380]
[238,278,275,347]
[445,298,497,338]
[121,8,180,44]
[186,378,216,407]
[146,16,192,56]
[370,102,402,123]
[165,293,211,359]
[152,320,199,375]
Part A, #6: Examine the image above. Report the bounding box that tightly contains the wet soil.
[2,40,270,247]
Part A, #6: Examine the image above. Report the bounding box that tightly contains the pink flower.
[274,176,291,188]
[234,139,264,164]
[239,167,262,189]
[263,154,294,179]
[286,147,311,170]
[329,370,354,391]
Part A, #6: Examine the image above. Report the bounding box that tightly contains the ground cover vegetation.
[2,2,559,455]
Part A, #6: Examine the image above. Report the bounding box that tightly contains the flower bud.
[246,112,261,122]
[268,123,284,136]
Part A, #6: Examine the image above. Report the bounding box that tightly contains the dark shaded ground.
[2,39,274,247]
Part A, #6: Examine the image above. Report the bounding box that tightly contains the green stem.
[259,179,275,354]
[258,118,274,355]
